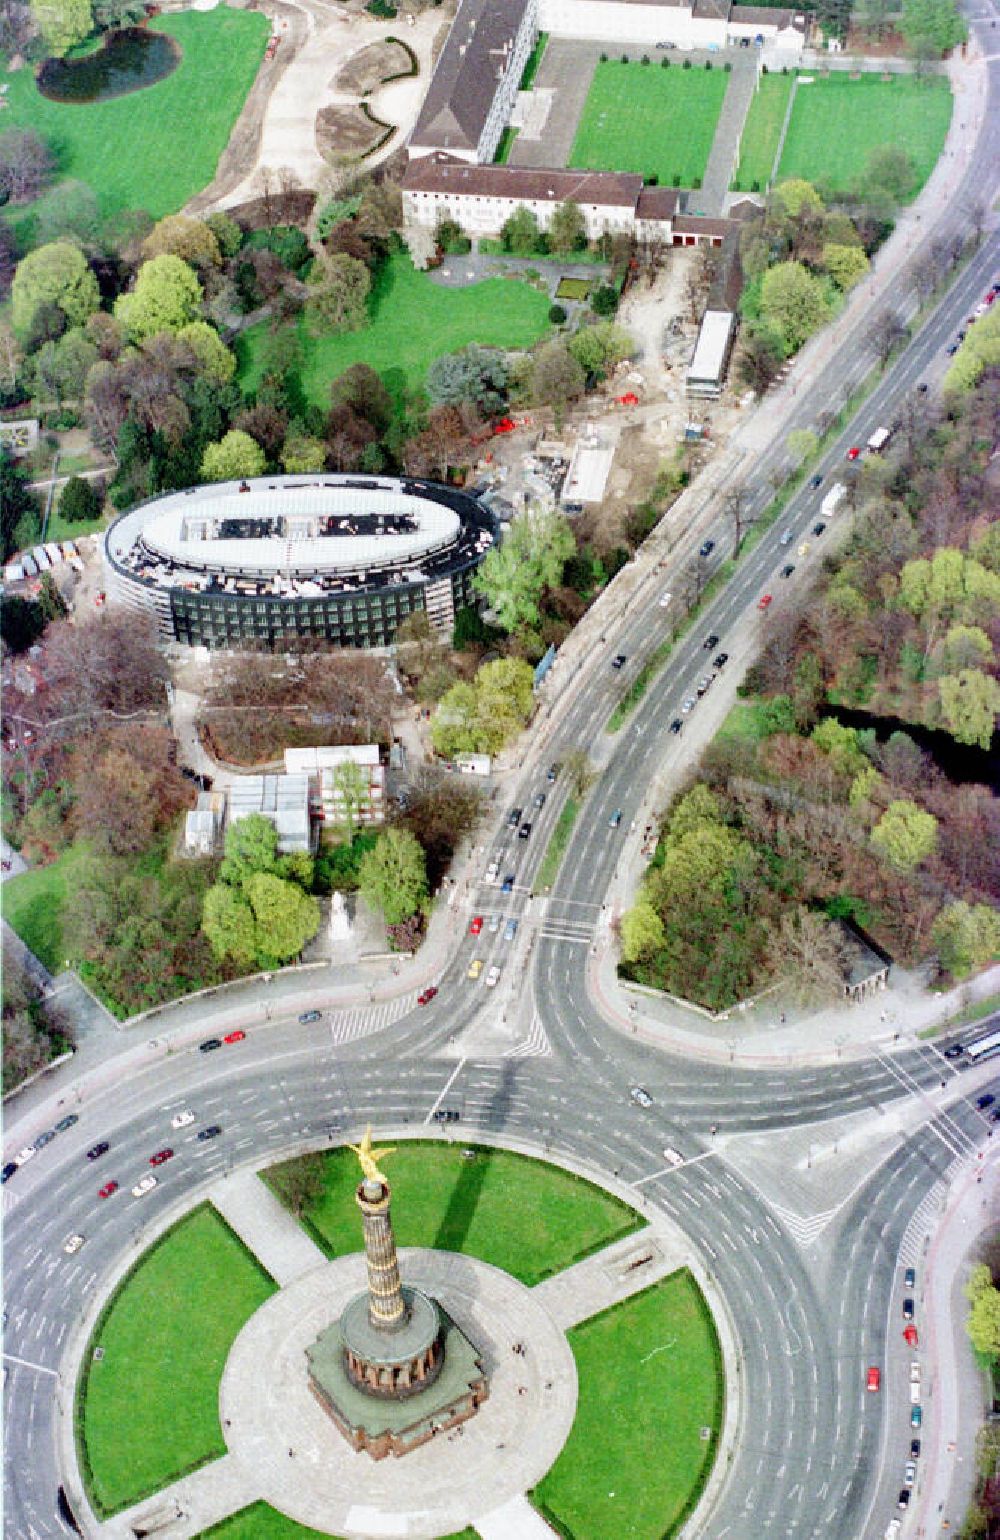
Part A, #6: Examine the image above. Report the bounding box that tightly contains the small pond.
[829,705,998,790]
[37,27,180,104]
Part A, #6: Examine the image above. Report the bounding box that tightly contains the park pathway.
[698,50,760,216]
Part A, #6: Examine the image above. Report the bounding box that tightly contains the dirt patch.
[334,39,415,94]
[316,104,394,162]
[228,189,316,230]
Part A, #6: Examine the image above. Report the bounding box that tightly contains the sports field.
[266,1142,644,1286]
[237,248,551,409]
[77,1206,276,1516]
[733,71,794,190]
[777,73,951,196]
[532,1270,724,1539]
[569,60,728,186]
[1,9,268,230]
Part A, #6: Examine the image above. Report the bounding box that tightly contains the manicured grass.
[520,30,549,91]
[266,1143,644,1286]
[77,1205,277,1516]
[733,71,793,190]
[716,698,784,744]
[532,1271,723,1540]
[494,125,519,163]
[2,841,95,973]
[236,248,551,409]
[555,276,592,301]
[777,74,952,197]
[533,797,580,893]
[570,61,728,186]
[2,8,268,233]
[198,1511,477,1540]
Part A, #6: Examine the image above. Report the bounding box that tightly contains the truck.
[866,425,892,455]
[820,483,847,520]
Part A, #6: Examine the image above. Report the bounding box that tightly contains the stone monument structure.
[329,889,351,944]
[306,1128,489,1459]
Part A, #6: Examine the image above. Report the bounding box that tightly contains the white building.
[409,0,539,164]
[227,774,314,854]
[538,0,805,54]
[283,745,386,826]
[686,308,737,396]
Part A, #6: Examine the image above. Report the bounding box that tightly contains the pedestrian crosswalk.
[898,1178,949,1267]
[328,995,417,1048]
[505,1015,551,1059]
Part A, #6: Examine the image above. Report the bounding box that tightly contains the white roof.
[687,310,736,383]
[107,477,460,579]
[285,745,380,772]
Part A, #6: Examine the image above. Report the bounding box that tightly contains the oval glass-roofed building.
[103,474,498,649]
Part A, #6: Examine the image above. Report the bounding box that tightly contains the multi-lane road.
[4,19,1000,1538]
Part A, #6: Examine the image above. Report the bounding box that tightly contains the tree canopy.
[201,429,266,483]
[870,799,938,871]
[12,241,100,341]
[114,254,203,343]
[474,507,575,633]
[30,0,92,55]
[357,827,429,926]
[426,345,508,416]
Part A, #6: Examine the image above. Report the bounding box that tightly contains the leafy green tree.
[202,883,257,967]
[142,214,221,271]
[177,321,236,386]
[0,595,46,654]
[620,900,665,964]
[281,433,327,473]
[500,206,542,256]
[452,604,488,650]
[200,429,266,483]
[330,362,393,432]
[548,199,587,255]
[759,261,830,352]
[939,624,993,672]
[822,243,869,291]
[426,345,508,415]
[204,211,244,260]
[474,507,575,632]
[848,764,883,810]
[932,902,1000,976]
[330,760,371,831]
[666,783,723,845]
[964,1264,1000,1362]
[900,0,966,54]
[473,657,535,753]
[30,0,92,55]
[245,872,320,963]
[114,254,203,343]
[862,145,917,204]
[58,474,101,524]
[358,828,428,926]
[567,322,635,377]
[12,241,99,340]
[1,448,39,563]
[590,284,619,318]
[773,179,824,217]
[429,680,479,759]
[786,427,819,464]
[305,251,370,335]
[938,668,1000,749]
[811,717,866,775]
[34,179,99,247]
[870,799,938,871]
[219,813,282,888]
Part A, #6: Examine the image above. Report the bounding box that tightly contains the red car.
[469,916,483,936]
[846,446,861,461]
[98,1181,119,1199]
[903,1325,919,1347]
[417,986,439,1006]
[866,1366,881,1392]
[224,1030,246,1045]
[149,1149,174,1167]
[758,593,773,611]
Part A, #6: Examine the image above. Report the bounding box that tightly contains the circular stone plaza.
[102,474,498,649]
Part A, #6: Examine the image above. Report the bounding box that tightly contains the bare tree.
[723,482,756,558]
[0,128,54,205]
[870,308,908,369]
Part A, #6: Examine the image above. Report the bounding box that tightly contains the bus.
[963,1027,1000,1064]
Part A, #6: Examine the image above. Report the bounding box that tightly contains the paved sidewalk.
[97,1455,253,1540]
[209,1169,326,1285]
[532,1220,692,1329]
[698,53,759,216]
[477,1495,558,1538]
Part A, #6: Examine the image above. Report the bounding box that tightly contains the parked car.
[33,1130,56,1150]
[534,792,546,809]
[910,1438,921,1460]
[470,915,483,936]
[911,1405,922,1428]
[629,1085,653,1108]
[15,1147,36,1166]
[780,529,794,546]
[504,918,518,942]
[417,986,438,1006]
[713,652,729,669]
[501,873,515,893]
[433,1109,460,1123]
[546,763,560,782]
[223,1030,245,1045]
[903,1297,914,1321]
[297,1012,320,1026]
[846,446,861,460]
[780,563,796,579]
[903,1324,919,1347]
[611,654,627,671]
[758,593,773,610]
[132,1175,157,1198]
[658,590,673,608]
[698,538,715,558]
[696,676,712,696]
[197,1125,222,1141]
[171,1110,195,1130]
[507,807,523,829]
[86,1142,110,1162]
[609,809,623,828]
[149,1149,174,1167]
[488,913,501,933]
[63,1234,85,1255]
[200,1038,223,1052]
[809,473,823,489]
[669,718,683,734]
[798,541,810,557]
[519,822,532,840]
[703,633,719,650]
[98,1181,119,1199]
[681,696,696,713]
[54,1114,79,1133]
[866,1366,881,1392]
[904,1265,916,1287]
[1,1164,17,1184]
[486,860,500,883]
[897,1489,910,1511]
[976,1092,995,1110]
[467,958,484,980]
[812,521,826,537]
[485,964,501,989]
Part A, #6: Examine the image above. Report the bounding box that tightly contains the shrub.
[705,58,713,69]
[672,173,681,186]
[751,178,760,192]
[621,52,629,63]
[548,303,568,324]
[661,56,670,67]
[725,60,732,71]
[683,57,692,68]
[642,54,650,64]
[600,51,608,61]
[645,173,659,186]
[693,176,702,189]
